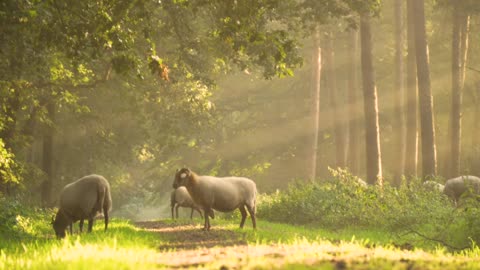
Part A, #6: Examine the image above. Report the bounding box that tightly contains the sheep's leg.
[104,209,109,231]
[203,208,211,231]
[79,219,84,233]
[239,206,247,229]
[87,218,94,233]
[190,208,194,219]
[246,204,257,229]
[175,205,180,219]
[197,207,203,219]
[171,205,175,220]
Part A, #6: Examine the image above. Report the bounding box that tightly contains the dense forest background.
[1,0,480,219]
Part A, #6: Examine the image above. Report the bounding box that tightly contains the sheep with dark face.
[171,186,204,219]
[443,175,480,204]
[173,168,257,230]
[52,174,112,238]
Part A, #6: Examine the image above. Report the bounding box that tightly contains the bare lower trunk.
[360,14,383,186]
[347,30,361,175]
[325,34,346,168]
[449,7,470,178]
[405,0,418,179]
[41,101,55,207]
[310,30,322,181]
[413,0,437,178]
[393,0,406,184]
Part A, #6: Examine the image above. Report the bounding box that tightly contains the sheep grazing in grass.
[172,168,257,231]
[171,186,204,219]
[52,174,112,238]
[443,175,480,205]
[423,180,445,193]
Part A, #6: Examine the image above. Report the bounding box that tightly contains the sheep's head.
[173,168,192,189]
[52,211,68,238]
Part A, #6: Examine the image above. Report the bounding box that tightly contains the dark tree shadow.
[135,220,248,250]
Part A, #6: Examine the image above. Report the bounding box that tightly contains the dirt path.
[134,220,479,270]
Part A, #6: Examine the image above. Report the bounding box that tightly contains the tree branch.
[406,229,470,251]
[466,66,480,74]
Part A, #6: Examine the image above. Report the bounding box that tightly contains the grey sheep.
[423,180,445,193]
[172,168,257,231]
[443,175,480,204]
[171,186,204,219]
[52,174,112,238]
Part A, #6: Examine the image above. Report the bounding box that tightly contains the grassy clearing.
[1,218,480,269]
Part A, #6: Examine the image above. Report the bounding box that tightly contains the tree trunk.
[310,30,322,181]
[347,30,361,176]
[393,0,406,184]
[41,101,55,207]
[405,0,418,179]
[449,6,470,178]
[325,33,346,168]
[412,0,437,178]
[360,14,383,186]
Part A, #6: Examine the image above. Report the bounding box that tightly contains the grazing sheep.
[171,186,204,219]
[443,175,480,204]
[52,174,112,238]
[423,180,445,193]
[172,168,257,231]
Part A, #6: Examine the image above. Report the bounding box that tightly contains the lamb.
[52,174,112,238]
[172,168,257,231]
[423,180,445,192]
[443,175,480,204]
[171,186,203,219]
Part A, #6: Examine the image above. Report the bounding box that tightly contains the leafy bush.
[0,195,54,244]
[257,168,480,250]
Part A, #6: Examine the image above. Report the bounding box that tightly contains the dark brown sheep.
[173,168,257,231]
[52,174,112,238]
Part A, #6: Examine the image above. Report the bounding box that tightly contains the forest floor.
[2,218,480,269]
[133,220,480,270]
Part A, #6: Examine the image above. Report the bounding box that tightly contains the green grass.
[0,219,160,270]
[1,218,480,269]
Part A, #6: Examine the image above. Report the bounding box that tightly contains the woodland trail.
[133,220,478,270]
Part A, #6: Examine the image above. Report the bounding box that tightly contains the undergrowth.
[257,168,480,250]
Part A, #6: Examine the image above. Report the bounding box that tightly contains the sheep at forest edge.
[172,168,257,230]
[171,186,204,219]
[423,180,445,192]
[443,175,480,204]
[52,174,112,238]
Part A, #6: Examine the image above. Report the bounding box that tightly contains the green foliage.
[0,139,18,184]
[257,169,480,250]
[0,196,54,243]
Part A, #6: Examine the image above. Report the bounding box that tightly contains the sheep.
[171,186,204,219]
[443,175,480,205]
[52,174,112,238]
[423,180,445,193]
[172,168,257,231]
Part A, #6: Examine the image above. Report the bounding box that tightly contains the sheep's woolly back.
[173,186,197,207]
[185,173,257,213]
[59,174,112,219]
[444,175,480,200]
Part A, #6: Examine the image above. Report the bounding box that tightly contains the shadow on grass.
[135,220,248,250]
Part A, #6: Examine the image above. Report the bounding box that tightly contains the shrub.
[0,195,54,244]
[257,168,480,249]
